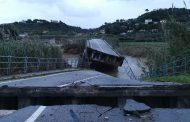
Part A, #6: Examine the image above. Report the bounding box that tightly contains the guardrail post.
[149,68,153,78]
[7,56,12,75]
[37,58,40,72]
[184,57,187,74]
[172,59,176,76]
[160,66,162,76]
[24,56,28,73]
[56,58,58,69]
[47,59,49,71]
[165,64,168,76]
[153,70,157,77]
[61,59,64,69]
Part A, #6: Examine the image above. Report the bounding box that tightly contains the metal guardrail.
[145,57,190,78]
[0,56,80,76]
[123,59,137,80]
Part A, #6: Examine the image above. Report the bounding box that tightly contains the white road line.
[0,72,67,85]
[58,74,102,87]
[25,106,46,122]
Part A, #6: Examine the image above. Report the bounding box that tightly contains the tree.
[145,9,149,13]
[166,22,190,58]
[0,30,3,40]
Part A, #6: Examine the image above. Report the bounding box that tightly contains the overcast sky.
[0,0,189,28]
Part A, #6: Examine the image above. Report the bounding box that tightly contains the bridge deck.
[87,39,119,57]
[1,105,190,122]
[0,70,174,88]
[0,70,185,98]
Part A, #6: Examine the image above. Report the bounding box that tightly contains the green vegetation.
[119,42,168,49]
[11,19,87,35]
[0,40,62,58]
[100,8,190,35]
[119,41,170,67]
[0,24,18,40]
[149,74,190,84]
[137,8,190,23]
[0,24,62,58]
[166,21,190,58]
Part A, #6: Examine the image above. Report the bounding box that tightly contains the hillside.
[2,19,88,36]
[99,8,190,40]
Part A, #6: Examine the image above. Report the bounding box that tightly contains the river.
[65,54,148,80]
[101,56,149,80]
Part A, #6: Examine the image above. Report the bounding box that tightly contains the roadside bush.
[166,21,190,58]
[0,40,62,58]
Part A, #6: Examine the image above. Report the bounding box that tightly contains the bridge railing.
[0,56,81,76]
[123,59,137,80]
[145,57,190,78]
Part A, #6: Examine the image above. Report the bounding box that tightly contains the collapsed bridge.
[82,39,125,69]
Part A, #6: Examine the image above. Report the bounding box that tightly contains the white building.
[37,21,43,24]
[127,30,134,33]
[19,33,28,38]
[51,20,59,23]
[160,20,167,23]
[145,19,153,24]
[100,29,105,34]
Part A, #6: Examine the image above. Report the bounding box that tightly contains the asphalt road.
[87,39,119,56]
[0,70,175,87]
[1,105,190,122]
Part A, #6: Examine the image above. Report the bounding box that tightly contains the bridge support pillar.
[18,97,31,109]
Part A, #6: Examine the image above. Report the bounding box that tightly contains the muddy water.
[101,56,149,80]
[65,54,148,80]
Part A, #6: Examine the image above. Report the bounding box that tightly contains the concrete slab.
[124,99,151,114]
[87,39,119,56]
[1,105,190,122]
[0,110,15,118]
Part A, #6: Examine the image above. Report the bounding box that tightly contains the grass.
[149,74,190,84]
[0,40,62,58]
[119,42,169,49]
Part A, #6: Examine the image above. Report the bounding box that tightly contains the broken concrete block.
[124,99,151,114]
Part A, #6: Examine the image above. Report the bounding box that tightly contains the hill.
[1,19,88,36]
[99,8,190,37]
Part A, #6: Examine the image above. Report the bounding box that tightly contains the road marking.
[0,72,67,85]
[25,106,46,122]
[58,74,102,87]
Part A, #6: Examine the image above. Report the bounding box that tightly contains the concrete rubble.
[123,99,151,114]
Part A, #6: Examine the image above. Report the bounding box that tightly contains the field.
[119,42,169,50]
[0,40,62,58]
[148,74,190,84]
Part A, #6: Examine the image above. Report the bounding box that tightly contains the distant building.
[43,38,56,45]
[120,33,127,36]
[145,19,153,24]
[100,29,105,34]
[21,20,26,24]
[37,21,43,24]
[139,29,146,32]
[127,30,134,33]
[154,22,158,25]
[160,20,167,23]
[51,20,59,23]
[151,29,159,32]
[19,33,28,38]
[42,30,48,34]
[135,23,140,27]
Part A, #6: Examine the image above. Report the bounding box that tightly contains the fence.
[146,57,190,78]
[123,59,137,80]
[0,56,80,76]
